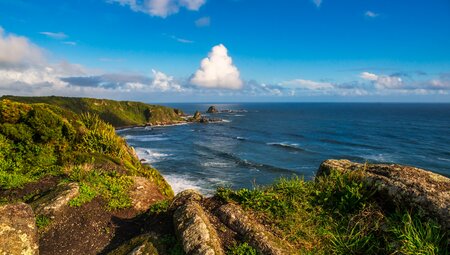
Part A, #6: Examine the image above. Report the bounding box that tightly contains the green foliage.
[36,214,51,229]
[0,99,173,209]
[148,200,171,214]
[217,171,448,254]
[68,165,133,209]
[389,212,447,255]
[227,243,258,255]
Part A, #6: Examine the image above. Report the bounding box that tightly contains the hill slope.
[1,96,184,128]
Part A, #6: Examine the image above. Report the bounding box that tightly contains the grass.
[216,170,448,254]
[36,214,51,229]
[227,243,258,255]
[0,99,173,209]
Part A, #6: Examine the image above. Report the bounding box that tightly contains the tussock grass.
[217,170,448,254]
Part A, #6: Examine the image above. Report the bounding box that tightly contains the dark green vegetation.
[0,99,173,209]
[217,170,448,255]
[1,96,184,127]
[227,243,258,255]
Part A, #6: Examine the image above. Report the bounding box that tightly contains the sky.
[0,0,449,102]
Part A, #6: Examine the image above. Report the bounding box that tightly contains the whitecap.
[134,147,171,163]
[201,162,234,168]
[162,174,213,195]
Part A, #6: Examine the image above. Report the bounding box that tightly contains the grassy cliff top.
[0,99,173,209]
[1,96,184,128]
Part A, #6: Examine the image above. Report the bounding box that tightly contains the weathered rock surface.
[318,159,450,231]
[173,190,224,255]
[217,203,295,255]
[129,177,165,212]
[32,182,79,218]
[0,202,39,255]
[206,106,218,114]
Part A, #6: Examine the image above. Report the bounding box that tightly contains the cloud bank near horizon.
[0,27,449,102]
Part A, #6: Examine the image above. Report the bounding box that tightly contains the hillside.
[0,99,177,254]
[1,96,185,128]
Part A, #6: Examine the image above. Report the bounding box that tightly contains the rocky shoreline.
[1,159,449,255]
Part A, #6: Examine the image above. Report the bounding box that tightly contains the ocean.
[117,103,450,194]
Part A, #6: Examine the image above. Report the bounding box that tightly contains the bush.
[227,243,258,255]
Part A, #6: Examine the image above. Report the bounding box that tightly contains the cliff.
[0,99,174,254]
[1,96,185,128]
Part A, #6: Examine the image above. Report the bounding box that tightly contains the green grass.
[216,170,448,254]
[36,214,51,229]
[0,99,173,209]
[227,243,258,255]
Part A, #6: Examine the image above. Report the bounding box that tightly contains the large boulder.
[0,203,39,255]
[32,182,79,219]
[217,203,294,255]
[206,106,218,114]
[318,159,450,231]
[129,176,165,212]
[173,190,224,255]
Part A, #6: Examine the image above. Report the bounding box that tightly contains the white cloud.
[108,0,206,18]
[312,0,322,7]
[190,44,243,90]
[365,11,379,18]
[39,32,68,40]
[150,69,184,92]
[0,27,46,68]
[360,72,403,89]
[170,35,194,43]
[195,16,210,27]
[281,79,334,90]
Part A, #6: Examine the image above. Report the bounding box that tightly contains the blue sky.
[0,0,449,102]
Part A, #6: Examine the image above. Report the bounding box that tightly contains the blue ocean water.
[118,103,450,194]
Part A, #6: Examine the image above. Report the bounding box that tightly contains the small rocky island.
[0,97,448,255]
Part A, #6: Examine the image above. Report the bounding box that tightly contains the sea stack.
[206,105,218,113]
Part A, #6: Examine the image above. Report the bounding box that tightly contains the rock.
[127,243,158,255]
[193,111,202,121]
[0,202,39,255]
[317,159,450,231]
[173,191,224,255]
[171,189,203,209]
[32,182,79,218]
[129,177,165,212]
[217,203,294,255]
[107,233,159,255]
[206,106,218,114]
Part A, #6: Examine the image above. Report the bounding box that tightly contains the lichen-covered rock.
[32,182,79,218]
[206,106,218,114]
[171,189,203,209]
[127,242,158,255]
[129,177,165,212]
[217,203,295,255]
[318,159,450,231]
[173,191,224,255]
[0,203,39,255]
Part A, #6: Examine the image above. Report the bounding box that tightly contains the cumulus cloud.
[39,32,68,40]
[360,72,403,89]
[365,11,379,18]
[190,44,243,90]
[108,0,206,18]
[281,79,334,90]
[195,16,210,27]
[0,27,46,69]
